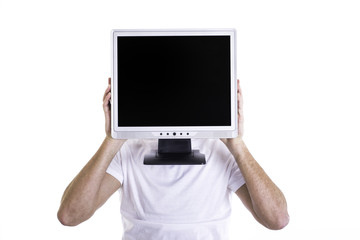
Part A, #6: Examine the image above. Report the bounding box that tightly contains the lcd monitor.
[111,29,237,140]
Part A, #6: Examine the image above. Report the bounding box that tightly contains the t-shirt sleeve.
[227,155,246,192]
[106,149,124,185]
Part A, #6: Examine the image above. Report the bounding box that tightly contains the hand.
[221,79,244,149]
[103,77,112,138]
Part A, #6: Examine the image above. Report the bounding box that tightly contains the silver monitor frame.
[111,29,237,139]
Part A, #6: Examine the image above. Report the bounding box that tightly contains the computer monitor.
[111,29,238,140]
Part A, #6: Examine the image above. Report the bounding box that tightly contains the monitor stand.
[144,139,206,165]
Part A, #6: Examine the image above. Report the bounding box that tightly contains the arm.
[57,78,126,226]
[57,138,124,226]
[221,80,289,230]
[232,140,289,230]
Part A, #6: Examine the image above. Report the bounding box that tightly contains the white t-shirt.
[106,138,245,240]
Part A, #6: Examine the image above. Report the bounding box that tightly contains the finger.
[103,92,111,111]
[103,78,111,101]
[237,79,243,96]
[237,82,244,127]
[103,84,111,102]
[237,80,243,108]
[238,90,242,106]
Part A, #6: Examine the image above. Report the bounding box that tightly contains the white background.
[1,0,359,239]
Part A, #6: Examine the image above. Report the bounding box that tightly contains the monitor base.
[144,139,206,165]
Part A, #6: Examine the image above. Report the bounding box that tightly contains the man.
[57,78,289,239]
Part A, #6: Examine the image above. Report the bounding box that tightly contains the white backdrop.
[1,0,359,239]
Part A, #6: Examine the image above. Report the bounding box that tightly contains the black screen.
[117,36,231,127]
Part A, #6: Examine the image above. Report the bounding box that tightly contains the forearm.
[58,137,125,225]
[229,140,289,229]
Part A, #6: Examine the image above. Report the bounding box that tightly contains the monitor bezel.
[111,29,237,139]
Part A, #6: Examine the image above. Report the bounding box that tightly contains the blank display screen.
[117,36,231,127]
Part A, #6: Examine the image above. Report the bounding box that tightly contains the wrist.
[104,136,127,148]
[223,136,243,150]
[226,139,248,160]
